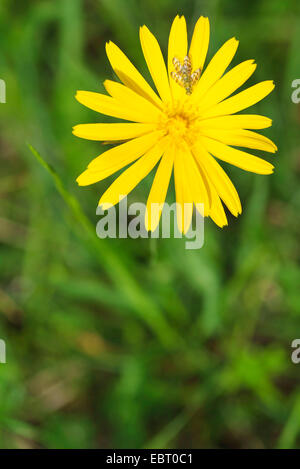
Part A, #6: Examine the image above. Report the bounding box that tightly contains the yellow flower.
[74,15,276,233]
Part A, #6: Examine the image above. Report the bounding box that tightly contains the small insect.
[183,55,192,74]
[171,55,201,95]
[191,68,201,86]
[172,57,183,73]
[170,71,185,87]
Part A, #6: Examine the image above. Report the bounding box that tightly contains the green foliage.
[0,0,300,449]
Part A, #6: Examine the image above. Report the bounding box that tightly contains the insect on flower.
[171,55,201,95]
[73,15,277,233]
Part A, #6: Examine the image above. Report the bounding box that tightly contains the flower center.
[160,100,200,145]
[166,115,187,138]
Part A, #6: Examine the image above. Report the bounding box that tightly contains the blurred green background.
[0,0,300,449]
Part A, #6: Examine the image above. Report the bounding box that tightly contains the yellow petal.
[73,123,156,141]
[139,25,172,104]
[208,183,228,228]
[193,143,242,216]
[77,130,164,186]
[189,16,210,72]
[202,80,275,118]
[98,138,167,209]
[202,136,274,174]
[199,114,272,130]
[105,41,162,108]
[183,147,211,216]
[76,90,154,123]
[103,80,162,122]
[145,144,174,232]
[192,37,239,101]
[168,15,188,101]
[198,60,257,112]
[202,128,277,153]
[181,192,194,235]
[174,151,193,234]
